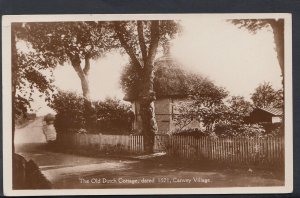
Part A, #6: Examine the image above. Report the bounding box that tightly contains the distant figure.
[42,114,57,143]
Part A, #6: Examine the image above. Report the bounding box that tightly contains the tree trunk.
[79,73,91,100]
[139,21,160,153]
[140,100,158,153]
[139,62,158,154]
[270,20,285,158]
[70,55,96,132]
[114,20,160,153]
[79,73,97,132]
[270,19,284,77]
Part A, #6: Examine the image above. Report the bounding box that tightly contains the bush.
[95,98,134,134]
[50,91,134,134]
[236,124,266,137]
[214,121,267,137]
[173,128,209,137]
[214,122,236,136]
[50,91,85,134]
[260,123,283,137]
[214,120,282,138]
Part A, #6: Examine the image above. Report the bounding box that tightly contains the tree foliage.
[12,23,57,152]
[121,58,197,99]
[12,23,56,127]
[95,98,134,134]
[251,82,283,108]
[174,86,256,136]
[21,21,119,131]
[173,78,229,131]
[226,96,254,125]
[21,21,116,100]
[23,21,115,64]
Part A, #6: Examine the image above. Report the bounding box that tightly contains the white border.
[2,13,293,196]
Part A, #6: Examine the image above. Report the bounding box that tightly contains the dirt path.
[49,156,284,189]
[14,117,47,144]
[17,145,284,189]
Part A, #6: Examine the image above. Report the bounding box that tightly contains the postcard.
[2,13,293,196]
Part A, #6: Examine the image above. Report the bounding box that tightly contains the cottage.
[248,106,283,124]
[123,53,201,134]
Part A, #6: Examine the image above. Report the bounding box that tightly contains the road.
[15,118,140,188]
[15,117,47,144]
[15,118,284,189]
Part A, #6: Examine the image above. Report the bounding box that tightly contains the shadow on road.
[15,143,49,153]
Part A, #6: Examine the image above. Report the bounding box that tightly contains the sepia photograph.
[2,14,293,195]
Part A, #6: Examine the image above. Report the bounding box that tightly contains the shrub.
[95,98,134,134]
[236,124,266,137]
[214,121,237,137]
[214,121,266,137]
[259,122,283,137]
[173,128,209,137]
[50,91,85,134]
[50,91,134,134]
[214,120,283,138]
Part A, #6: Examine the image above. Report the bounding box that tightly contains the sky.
[24,18,283,116]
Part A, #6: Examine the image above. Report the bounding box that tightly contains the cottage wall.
[132,97,203,134]
[154,98,171,133]
[132,99,171,134]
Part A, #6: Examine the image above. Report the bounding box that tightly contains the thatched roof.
[123,54,202,101]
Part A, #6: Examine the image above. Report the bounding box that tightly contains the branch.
[113,22,142,70]
[179,119,193,131]
[137,21,148,63]
[147,21,160,65]
[68,52,85,78]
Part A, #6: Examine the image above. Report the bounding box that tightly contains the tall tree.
[251,82,283,108]
[230,19,284,76]
[22,21,116,130]
[23,21,115,100]
[113,20,179,153]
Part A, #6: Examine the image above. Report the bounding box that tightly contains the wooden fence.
[58,133,284,165]
[165,136,284,165]
[58,133,144,154]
